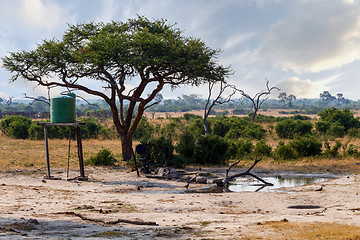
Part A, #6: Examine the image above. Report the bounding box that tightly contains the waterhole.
[228,175,332,192]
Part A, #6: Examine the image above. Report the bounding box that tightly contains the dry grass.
[2,110,360,174]
[0,133,126,171]
[248,220,360,240]
[257,157,360,174]
[1,126,360,174]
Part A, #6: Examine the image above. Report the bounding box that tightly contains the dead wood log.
[0,226,23,235]
[184,172,199,188]
[57,212,158,226]
[219,156,273,187]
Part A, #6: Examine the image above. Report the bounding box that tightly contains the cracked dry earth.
[0,168,359,239]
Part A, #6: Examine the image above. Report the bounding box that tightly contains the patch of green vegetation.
[3,222,37,231]
[199,221,212,227]
[90,229,124,237]
[23,162,34,167]
[85,148,115,166]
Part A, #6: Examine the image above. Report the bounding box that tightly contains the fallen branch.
[0,226,24,235]
[57,212,158,226]
[219,156,273,187]
[184,171,200,188]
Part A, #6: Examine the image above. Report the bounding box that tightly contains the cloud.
[0,92,9,99]
[261,1,360,73]
[15,0,67,31]
[222,32,256,50]
[276,77,323,98]
[95,0,121,22]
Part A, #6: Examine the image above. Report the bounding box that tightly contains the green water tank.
[50,93,76,123]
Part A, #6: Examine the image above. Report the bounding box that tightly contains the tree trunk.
[251,109,258,122]
[121,134,133,161]
[203,116,210,135]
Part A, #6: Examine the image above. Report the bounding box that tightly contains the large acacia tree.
[2,17,230,161]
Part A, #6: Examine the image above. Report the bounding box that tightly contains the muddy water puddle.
[228,175,331,192]
[128,172,339,194]
[187,172,338,193]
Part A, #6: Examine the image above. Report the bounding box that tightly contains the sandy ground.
[0,167,359,239]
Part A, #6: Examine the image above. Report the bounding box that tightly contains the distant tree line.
[2,107,360,168]
[1,89,359,121]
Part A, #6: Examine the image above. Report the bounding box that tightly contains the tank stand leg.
[76,126,88,180]
[44,126,52,179]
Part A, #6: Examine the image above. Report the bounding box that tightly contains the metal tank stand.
[37,122,88,180]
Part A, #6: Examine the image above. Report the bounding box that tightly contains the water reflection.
[228,176,330,192]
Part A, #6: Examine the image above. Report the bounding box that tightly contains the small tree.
[236,79,279,122]
[278,92,287,107]
[320,91,336,106]
[2,16,230,161]
[278,92,296,108]
[336,93,350,105]
[203,81,235,134]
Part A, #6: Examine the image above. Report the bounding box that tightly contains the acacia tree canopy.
[2,16,230,161]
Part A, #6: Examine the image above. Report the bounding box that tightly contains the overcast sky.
[1,0,360,100]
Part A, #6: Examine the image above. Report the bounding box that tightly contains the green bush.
[211,118,230,137]
[160,122,178,141]
[85,149,115,166]
[315,108,360,137]
[318,108,360,133]
[347,128,359,138]
[231,108,251,115]
[28,123,44,140]
[80,118,103,139]
[275,119,313,139]
[8,120,30,139]
[183,113,202,121]
[142,136,175,167]
[134,117,154,142]
[226,138,253,159]
[344,144,360,157]
[192,135,229,165]
[222,118,265,140]
[254,140,272,157]
[315,120,330,135]
[175,129,196,162]
[0,115,32,139]
[98,127,117,139]
[214,110,229,116]
[275,119,295,138]
[48,126,77,139]
[291,115,311,120]
[328,123,346,138]
[236,138,253,158]
[274,141,297,160]
[290,136,322,157]
[188,118,205,137]
[324,140,342,158]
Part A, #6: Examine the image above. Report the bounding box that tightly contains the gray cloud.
[1,0,360,100]
[0,92,8,99]
[276,77,323,98]
[1,0,68,31]
[261,1,360,73]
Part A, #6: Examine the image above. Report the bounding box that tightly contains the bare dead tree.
[5,97,13,105]
[218,156,273,187]
[236,79,280,122]
[203,81,236,134]
[24,93,50,105]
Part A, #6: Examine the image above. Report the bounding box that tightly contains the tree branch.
[58,212,158,226]
[220,156,273,187]
[24,93,50,105]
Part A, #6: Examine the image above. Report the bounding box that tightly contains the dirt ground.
[0,167,359,239]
